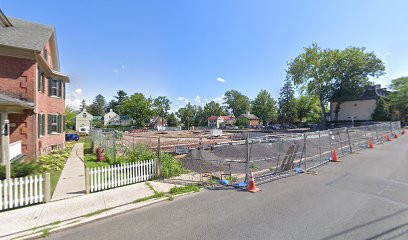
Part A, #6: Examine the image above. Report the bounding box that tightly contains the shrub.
[0,162,39,180]
[128,144,155,163]
[161,153,187,178]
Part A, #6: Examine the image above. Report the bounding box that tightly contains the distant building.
[208,116,235,129]
[237,113,260,126]
[103,109,132,126]
[149,116,167,130]
[330,84,388,121]
[75,109,93,131]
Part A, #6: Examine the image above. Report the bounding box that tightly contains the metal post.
[318,131,322,164]
[85,168,90,194]
[1,113,11,179]
[112,132,116,162]
[199,137,203,183]
[245,133,250,183]
[346,127,352,154]
[302,133,307,169]
[44,172,51,202]
[157,137,162,179]
[375,123,379,142]
[276,138,284,173]
[328,130,333,160]
[338,129,344,156]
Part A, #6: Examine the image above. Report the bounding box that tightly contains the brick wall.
[8,111,36,160]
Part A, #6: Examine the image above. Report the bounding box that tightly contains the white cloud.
[113,69,119,74]
[216,77,226,83]
[75,88,82,94]
[176,97,185,101]
[194,95,201,105]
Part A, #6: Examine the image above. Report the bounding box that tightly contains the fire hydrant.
[96,147,105,161]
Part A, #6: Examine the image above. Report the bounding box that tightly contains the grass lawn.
[81,136,110,168]
[50,169,63,195]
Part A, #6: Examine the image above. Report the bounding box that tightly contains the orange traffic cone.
[331,149,339,162]
[394,133,399,138]
[247,171,261,193]
[386,134,391,141]
[402,129,406,135]
[368,139,374,149]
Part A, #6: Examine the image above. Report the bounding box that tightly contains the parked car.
[78,126,90,136]
[65,133,80,141]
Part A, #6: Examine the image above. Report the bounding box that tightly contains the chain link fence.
[90,122,402,186]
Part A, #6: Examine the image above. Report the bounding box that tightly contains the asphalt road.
[49,135,408,240]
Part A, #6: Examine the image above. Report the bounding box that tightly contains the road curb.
[10,190,202,240]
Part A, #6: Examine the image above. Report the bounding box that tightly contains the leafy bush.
[128,144,155,163]
[161,153,187,178]
[0,162,39,180]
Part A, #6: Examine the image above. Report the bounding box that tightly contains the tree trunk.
[319,98,326,128]
[334,102,342,121]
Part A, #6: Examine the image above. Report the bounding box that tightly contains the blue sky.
[2,1,408,111]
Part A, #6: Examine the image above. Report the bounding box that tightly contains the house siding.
[330,99,377,121]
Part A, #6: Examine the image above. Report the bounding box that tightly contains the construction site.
[91,121,402,185]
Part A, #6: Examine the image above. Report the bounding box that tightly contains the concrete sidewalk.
[0,180,177,239]
[52,143,86,201]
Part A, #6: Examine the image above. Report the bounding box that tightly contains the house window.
[83,113,87,118]
[37,68,45,93]
[48,79,63,97]
[38,114,45,137]
[48,114,62,134]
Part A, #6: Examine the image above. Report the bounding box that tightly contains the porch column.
[1,112,11,179]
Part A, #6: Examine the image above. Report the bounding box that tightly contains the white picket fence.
[87,159,156,193]
[0,174,48,211]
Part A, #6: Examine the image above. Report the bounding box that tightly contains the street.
[49,136,408,240]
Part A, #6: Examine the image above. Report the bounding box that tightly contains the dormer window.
[83,113,87,118]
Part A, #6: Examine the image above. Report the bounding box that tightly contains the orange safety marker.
[386,134,391,141]
[394,133,399,138]
[331,149,339,162]
[368,139,374,149]
[402,129,406,135]
[247,171,261,193]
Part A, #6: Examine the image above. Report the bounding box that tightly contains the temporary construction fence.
[0,173,51,211]
[90,122,401,186]
[85,159,156,193]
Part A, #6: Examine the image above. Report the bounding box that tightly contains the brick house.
[0,10,69,163]
[236,113,260,126]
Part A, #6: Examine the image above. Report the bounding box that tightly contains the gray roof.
[0,93,34,109]
[0,17,54,51]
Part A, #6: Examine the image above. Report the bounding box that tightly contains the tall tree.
[331,47,385,121]
[193,105,206,127]
[167,113,179,127]
[152,96,171,126]
[224,90,251,117]
[65,106,76,130]
[252,90,278,125]
[286,43,336,126]
[389,76,408,121]
[278,79,297,124]
[176,102,196,129]
[372,97,390,121]
[295,95,321,123]
[203,101,225,118]
[87,94,106,116]
[79,99,87,112]
[119,93,153,127]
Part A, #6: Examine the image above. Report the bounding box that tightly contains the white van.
[78,126,90,135]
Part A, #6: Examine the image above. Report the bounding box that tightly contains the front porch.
[0,93,34,165]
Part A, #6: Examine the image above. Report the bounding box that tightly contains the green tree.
[286,43,336,126]
[224,90,251,117]
[120,93,153,127]
[176,102,196,129]
[295,95,321,123]
[203,101,225,118]
[152,96,171,126]
[167,113,179,127]
[79,99,87,112]
[372,97,390,121]
[389,77,408,121]
[235,118,250,127]
[252,90,278,125]
[65,106,76,130]
[278,79,297,124]
[331,47,385,121]
[193,105,206,127]
[87,94,106,116]
[106,90,128,114]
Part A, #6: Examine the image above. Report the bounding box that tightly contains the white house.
[330,84,388,121]
[104,109,120,126]
[75,109,93,131]
[208,116,235,129]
